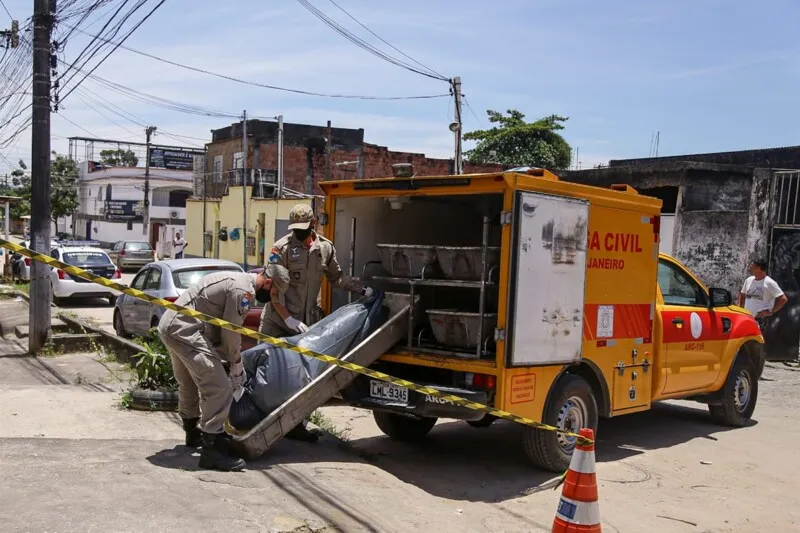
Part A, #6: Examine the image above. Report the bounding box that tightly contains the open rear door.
[506,191,589,367]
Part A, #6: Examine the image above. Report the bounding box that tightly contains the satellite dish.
[448,122,460,132]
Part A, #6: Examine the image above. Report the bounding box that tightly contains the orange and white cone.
[552,428,601,533]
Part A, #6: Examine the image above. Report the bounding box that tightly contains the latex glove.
[285,316,309,333]
[230,361,246,401]
[363,287,374,299]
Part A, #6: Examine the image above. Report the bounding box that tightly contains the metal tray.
[426,309,497,349]
[376,244,438,278]
[436,246,500,281]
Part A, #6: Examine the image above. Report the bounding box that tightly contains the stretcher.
[231,293,414,459]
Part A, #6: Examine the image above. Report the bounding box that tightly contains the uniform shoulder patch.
[239,291,254,315]
[268,246,281,264]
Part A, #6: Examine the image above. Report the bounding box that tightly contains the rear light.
[56,269,66,280]
[112,269,121,279]
[120,250,126,256]
[467,373,496,389]
[164,296,178,303]
[24,258,30,266]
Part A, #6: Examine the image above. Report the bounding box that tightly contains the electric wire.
[0,0,12,20]
[59,21,449,100]
[295,0,448,82]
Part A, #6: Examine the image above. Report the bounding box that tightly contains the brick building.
[201,119,504,198]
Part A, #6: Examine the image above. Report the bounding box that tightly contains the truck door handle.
[722,317,731,334]
[672,317,684,325]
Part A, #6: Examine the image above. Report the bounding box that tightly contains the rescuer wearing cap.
[158,263,290,472]
[259,203,372,337]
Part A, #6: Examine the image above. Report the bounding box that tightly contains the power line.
[463,96,484,128]
[59,21,450,100]
[58,0,169,104]
[0,0,12,19]
[325,0,446,80]
[295,0,449,82]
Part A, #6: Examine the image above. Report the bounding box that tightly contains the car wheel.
[709,359,758,427]
[50,283,62,306]
[522,374,598,472]
[113,310,127,338]
[373,411,437,441]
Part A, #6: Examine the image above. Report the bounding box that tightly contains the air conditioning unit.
[170,210,179,219]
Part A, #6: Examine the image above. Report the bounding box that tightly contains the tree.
[0,160,31,220]
[100,148,138,167]
[50,152,79,223]
[464,110,573,170]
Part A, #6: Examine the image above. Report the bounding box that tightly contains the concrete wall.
[185,189,311,267]
[560,163,764,293]
[609,145,800,169]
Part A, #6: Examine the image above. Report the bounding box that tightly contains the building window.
[127,220,133,231]
[213,155,223,183]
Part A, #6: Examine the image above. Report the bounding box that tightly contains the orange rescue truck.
[318,168,764,472]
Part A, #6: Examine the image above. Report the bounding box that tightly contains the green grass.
[308,409,352,441]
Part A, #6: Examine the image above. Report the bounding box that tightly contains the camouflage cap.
[265,263,290,294]
[287,203,314,230]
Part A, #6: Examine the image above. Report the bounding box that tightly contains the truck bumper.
[342,375,489,422]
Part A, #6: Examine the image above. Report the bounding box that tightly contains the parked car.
[107,240,156,271]
[12,239,77,281]
[49,246,122,306]
[113,258,264,340]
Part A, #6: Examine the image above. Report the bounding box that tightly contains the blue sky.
[2,0,800,173]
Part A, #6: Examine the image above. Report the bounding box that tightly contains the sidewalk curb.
[58,312,146,365]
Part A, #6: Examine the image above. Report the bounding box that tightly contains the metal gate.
[766,172,800,361]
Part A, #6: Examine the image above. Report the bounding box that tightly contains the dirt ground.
[0,330,798,533]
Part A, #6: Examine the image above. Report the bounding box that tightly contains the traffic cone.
[552,428,601,532]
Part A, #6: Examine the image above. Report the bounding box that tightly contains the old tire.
[373,411,437,441]
[130,388,178,412]
[151,316,160,329]
[113,310,127,338]
[709,359,758,427]
[522,374,598,472]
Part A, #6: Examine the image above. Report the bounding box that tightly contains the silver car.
[108,240,156,271]
[113,258,244,338]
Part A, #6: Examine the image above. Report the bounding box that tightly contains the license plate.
[370,380,409,404]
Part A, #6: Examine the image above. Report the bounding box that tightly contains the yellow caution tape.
[1,238,593,445]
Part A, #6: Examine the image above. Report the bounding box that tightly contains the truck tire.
[708,359,758,427]
[373,411,437,441]
[522,374,598,472]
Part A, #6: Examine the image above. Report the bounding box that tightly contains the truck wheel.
[522,374,598,472]
[709,359,758,427]
[373,411,437,441]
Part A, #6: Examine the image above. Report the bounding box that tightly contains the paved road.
[56,272,136,334]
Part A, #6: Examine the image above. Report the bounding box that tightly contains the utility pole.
[29,0,54,353]
[241,110,247,270]
[276,114,284,198]
[142,126,156,238]
[451,76,464,175]
[324,120,332,181]
[1,19,20,49]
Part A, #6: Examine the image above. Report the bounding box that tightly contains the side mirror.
[709,287,732,308]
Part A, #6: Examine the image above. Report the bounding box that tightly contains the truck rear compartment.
[330,193,504,415]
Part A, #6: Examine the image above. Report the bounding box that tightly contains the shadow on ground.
[146,401,752,505]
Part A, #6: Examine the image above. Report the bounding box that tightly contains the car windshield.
[125,242,152,251]
[63,252,111,265]
[171,266,241,289]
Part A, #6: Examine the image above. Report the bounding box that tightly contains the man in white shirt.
[173,231,187,259]
[738,260,788,321]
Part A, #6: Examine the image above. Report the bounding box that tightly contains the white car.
[11,240,60,281]
[49,246,121,306]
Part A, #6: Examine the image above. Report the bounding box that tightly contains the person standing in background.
[173,231,187,259]
[739,259,788,330]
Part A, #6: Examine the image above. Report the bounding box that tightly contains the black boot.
[199,432,246,472]
[182,417,202,448]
